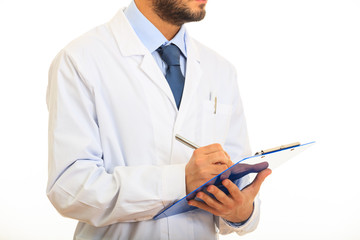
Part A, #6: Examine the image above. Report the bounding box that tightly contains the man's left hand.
[188,168,272,223]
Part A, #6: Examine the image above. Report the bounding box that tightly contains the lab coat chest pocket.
[200,100,233,146]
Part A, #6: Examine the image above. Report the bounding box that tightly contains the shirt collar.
[124,0,187,57]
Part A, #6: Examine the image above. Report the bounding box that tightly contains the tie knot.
[157,44,181,66]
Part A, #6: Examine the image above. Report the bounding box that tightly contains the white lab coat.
[47,9,260,240]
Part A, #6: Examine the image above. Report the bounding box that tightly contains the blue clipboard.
[153,141,315,220]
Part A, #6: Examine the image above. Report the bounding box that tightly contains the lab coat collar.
[107,8,202,114]
[108,7,197,61]
[123,0,186,58]
[108,8,149,57]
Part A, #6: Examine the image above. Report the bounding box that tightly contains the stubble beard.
[153,0,206,26]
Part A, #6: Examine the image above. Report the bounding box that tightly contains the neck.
[134,0,181,40]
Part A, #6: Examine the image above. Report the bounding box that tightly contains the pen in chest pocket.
[214,96,217,114]
[209,91,217,114]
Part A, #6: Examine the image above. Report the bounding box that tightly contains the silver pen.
[175,134,200,149]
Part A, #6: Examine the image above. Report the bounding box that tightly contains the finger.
[208,164,228,175]
[196,192,222,210]
[207,151,231,165]
[207,185,233,206]
[222,179,243,201]
[223,151,234,167]
[198,143,224,155]
[224,151,231,160]
[188,199,221,216]
[245,168,272,198]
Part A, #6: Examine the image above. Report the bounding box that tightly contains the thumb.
[247,168,272,198]
[224,151,233,168]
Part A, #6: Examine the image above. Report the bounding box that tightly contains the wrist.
[224,201,254,223]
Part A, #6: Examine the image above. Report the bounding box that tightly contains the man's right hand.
[185,143,233,194]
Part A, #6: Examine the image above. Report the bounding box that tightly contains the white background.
[0,0,359,239]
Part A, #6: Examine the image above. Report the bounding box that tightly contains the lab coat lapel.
[175,38,202,127]
[140,54,177,110]
[108,9,177,110]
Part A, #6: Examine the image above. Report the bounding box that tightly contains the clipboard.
[153,141,315,220]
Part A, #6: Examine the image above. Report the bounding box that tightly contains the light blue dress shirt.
[124,0,187,77]
[123,0,247,228]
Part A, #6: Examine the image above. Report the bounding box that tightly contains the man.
[46,0,271,239]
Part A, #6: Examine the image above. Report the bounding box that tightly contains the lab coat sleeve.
[216,65,261,235]
[46,50,186,227]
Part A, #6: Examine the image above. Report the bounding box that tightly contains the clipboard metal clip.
[254,142,301,156]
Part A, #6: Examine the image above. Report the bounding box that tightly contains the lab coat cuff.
[161,163,186,206]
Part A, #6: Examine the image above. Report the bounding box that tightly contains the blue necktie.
[157,44,185,109]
